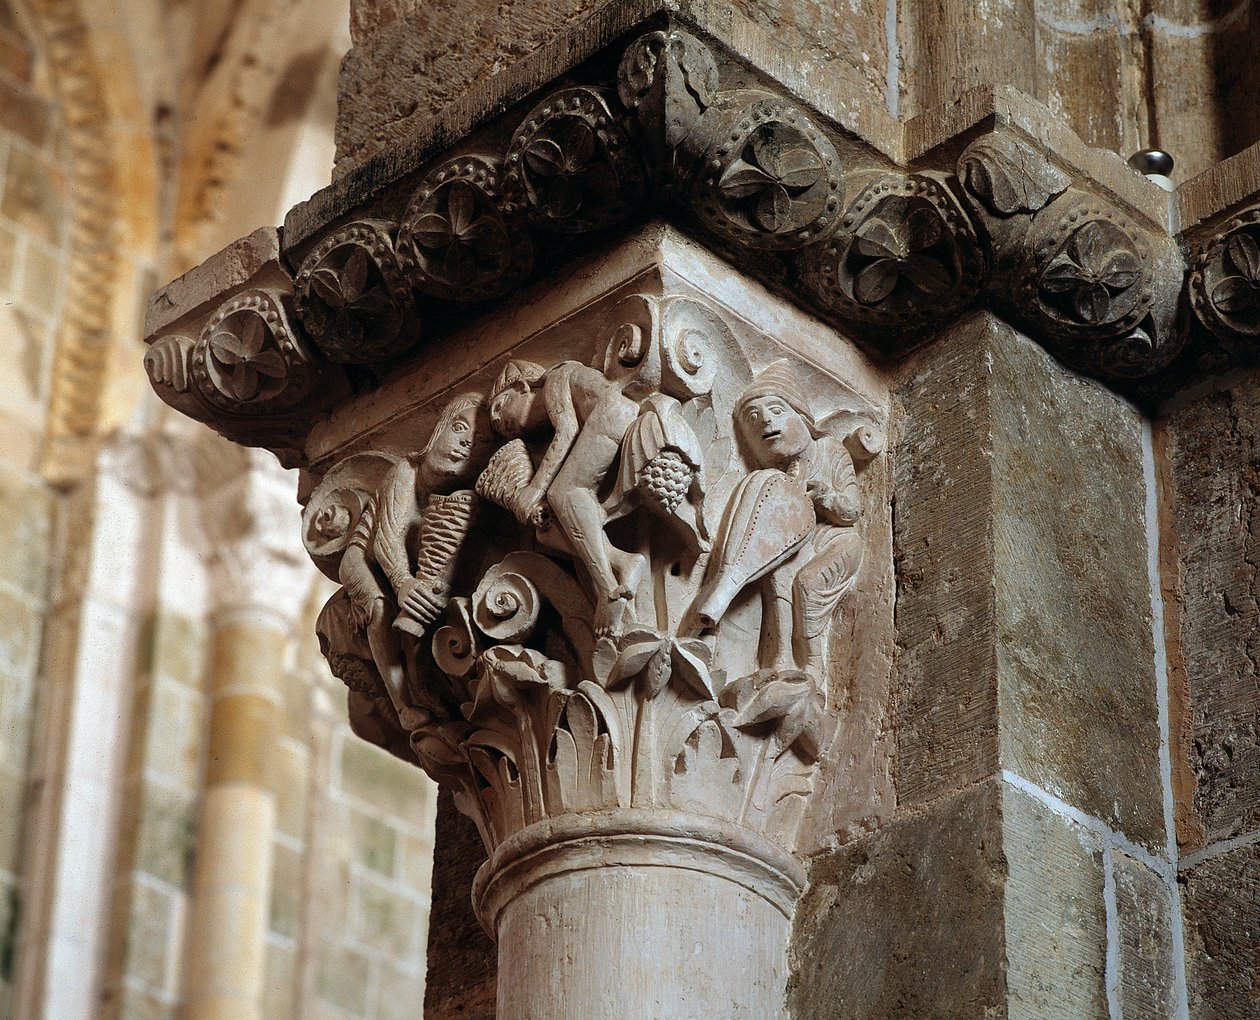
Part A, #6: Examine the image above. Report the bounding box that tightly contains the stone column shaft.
[185,617,286,1020]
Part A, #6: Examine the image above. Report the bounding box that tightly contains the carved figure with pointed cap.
[689,360,863,673]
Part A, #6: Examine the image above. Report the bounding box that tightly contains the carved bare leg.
[759,570,797,673]
[365,608,428,731]
[548,431,633,635]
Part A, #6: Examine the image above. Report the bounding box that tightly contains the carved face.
[424,405,487,481]
[738,395,812,467]
[489,386,535,439]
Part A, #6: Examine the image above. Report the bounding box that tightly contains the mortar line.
[1000,770,1172,879]
[1102,849,1123,1020]
[1179,826,1260,870]
[1141,419,1192,1020]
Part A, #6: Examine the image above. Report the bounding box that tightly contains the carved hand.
[517,484,548,526]
[806,479,859,525]
[398,577,447,627]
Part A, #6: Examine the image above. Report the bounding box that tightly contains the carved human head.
[419,391,493,484]
[488,359,545,438]
[735,360,822,468]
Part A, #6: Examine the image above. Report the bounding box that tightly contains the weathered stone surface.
[1147,10,1260,184]
[893,315,999,805]
[336,0,892,175]
[1182,841,1260,1019]
[1160,374,1260,848]
[789,780,1006,1020]
[895,315,1161,849]
[1033,24,1130,157]
[897,0,1037,121]
[423,788,496,1020]
[991,323,1164,851]
[1002,781,1107,1020]
[1112,851,1178,1020]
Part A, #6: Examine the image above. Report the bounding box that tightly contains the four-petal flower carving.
[308,247,395,324]
[594,628,718,700]
[719,126,824,233]
[851,197,954,305]
[205,314,287,402]
[1039,220,1142,324]
[1210,231,1260,318]
[523,119,618,220]
[408,180,509,285]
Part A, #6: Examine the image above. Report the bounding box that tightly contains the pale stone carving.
[300,290,884,885]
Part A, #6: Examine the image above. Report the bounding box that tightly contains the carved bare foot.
[594,585,636,638]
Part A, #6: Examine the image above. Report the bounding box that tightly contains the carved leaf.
[732,672,824,763]
[1040,257,1084,293]
[959,138,1071,215]
[410,212,456,249]
[1073,282,1112,324]
[720,161,775,200]
[902,205,944,251]
[752,184,791,233]
[446,180,477,235]
[525,138,566,178]
[854,260,899,305]
[310,265,346,307]
[903,253,952,296]
[1100,250,1141,291]
[1227,231,1260,281]
[671,640,717,701]
[769,146,824,191]
[341,247,371,302]
[855,220,902,261]
[1211,276,1257,314]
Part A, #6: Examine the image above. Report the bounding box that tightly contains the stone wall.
[0,3,69,1013]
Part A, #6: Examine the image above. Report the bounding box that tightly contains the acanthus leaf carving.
[306,296,885,859]
[958,134,1071,217]
[617,27,718,170]
[294,220,420,364]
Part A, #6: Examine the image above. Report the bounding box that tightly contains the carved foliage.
[295,220,420,364]
[800,174,983,330]
[505,87,646,232]
[1191,207,1260,350]
[618,28,719,158]
[693,95,844,249]
[310,297,884,857]
[399,156,534,300]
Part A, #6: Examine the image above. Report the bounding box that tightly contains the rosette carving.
[1191,207,1260,352]
[692,94,843,249]
[398,156,534,300]
[1011,198,1186,376]
[188,289,316,410]
[799,174,984,332]
[294,220,420,364]
[504,87,645,232]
